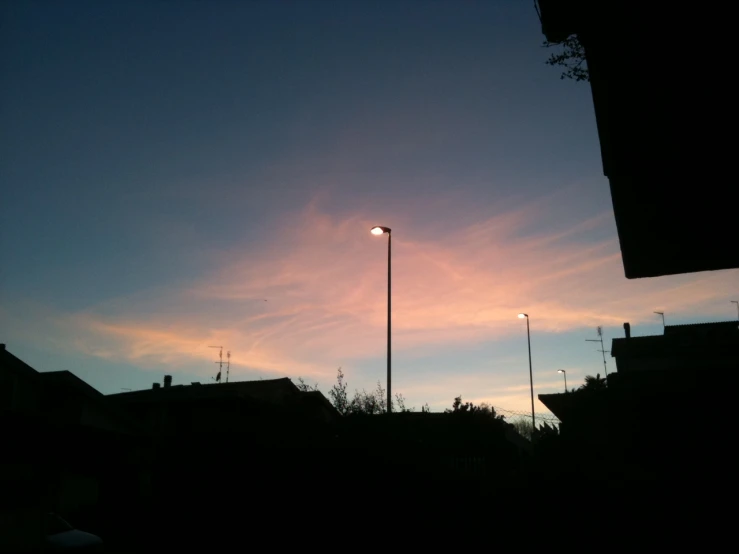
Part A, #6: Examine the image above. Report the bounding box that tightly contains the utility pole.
[226,351,231,383]
[585,326,609,376]
[732,300,739,321]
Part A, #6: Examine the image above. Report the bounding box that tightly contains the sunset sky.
[2,1,737,415]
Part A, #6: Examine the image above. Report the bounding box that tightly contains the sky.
[1,0,737,416]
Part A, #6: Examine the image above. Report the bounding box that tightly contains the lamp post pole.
[386,231,391,413]
[519,313,535,431]
[371,226,392,413]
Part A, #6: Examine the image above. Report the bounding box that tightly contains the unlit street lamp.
[371,226,392,413]
[654,311,665,330]
[518,313,535,431]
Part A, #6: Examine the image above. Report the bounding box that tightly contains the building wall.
[79,400,133,434]
[55,472,100,517]
[618,354,739,373]
[0,367,41,414]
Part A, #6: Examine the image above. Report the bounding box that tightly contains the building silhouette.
[107,375,339,438]
[537,0,737,278]
[538,320,739,485]
[0,344,149,552]
[612,321,739,373]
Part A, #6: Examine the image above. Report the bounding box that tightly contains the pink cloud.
[57,194,738,398]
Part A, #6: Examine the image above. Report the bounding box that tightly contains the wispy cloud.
[52,191,738,399]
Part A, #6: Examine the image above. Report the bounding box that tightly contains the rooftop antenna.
[585,325,609,376]
[209,345,223,383]
[654,311,665,331]
[226,350,231,383]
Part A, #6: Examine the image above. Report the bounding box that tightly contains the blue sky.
[2,0,737,414]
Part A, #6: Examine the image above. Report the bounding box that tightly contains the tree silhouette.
[297,376,511,417]
[580,373,607,391]
[512,418,534,440]
[327,368,349,415]
[445,396,505,420]
[297,368,414,415]
[295,377,319,392]
[544,35,589,82]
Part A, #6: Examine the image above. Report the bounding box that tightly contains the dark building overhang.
[538,390,608,423]
[537,1,738,278]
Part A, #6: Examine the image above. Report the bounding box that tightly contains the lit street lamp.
[518,313,535,431]
[371,226,392,413]
[558,369,567,392]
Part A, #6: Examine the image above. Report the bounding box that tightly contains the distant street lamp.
[371,226,392,413]
[518,313,535,431]
[732,301,739,321]
[557,369,567,392]
[654,311,665,330]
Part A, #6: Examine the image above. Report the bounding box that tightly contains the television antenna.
[585,325,609,376]
[209,345,223,383]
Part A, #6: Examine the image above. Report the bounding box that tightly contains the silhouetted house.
[107,376,339,439]
[1,344,141,433]
[105,376,340,480]
[105,376,341,537]
[0,343,43,414]
[537,321,739,484]
[536,1,737,278]
[41,371,144,433]
[1,345,150,551]
[611,321,739,373]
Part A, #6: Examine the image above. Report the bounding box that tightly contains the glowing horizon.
[3,1,738,414]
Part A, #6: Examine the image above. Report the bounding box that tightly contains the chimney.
[624,322,631,339]
[163,375,172,388]
[153,383,161,389]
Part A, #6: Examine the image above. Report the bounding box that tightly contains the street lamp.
[371,226,392,413]
[731,301,739,321]
[518,313,535,431]
[654,311,665,331]
[558,369,567,392]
